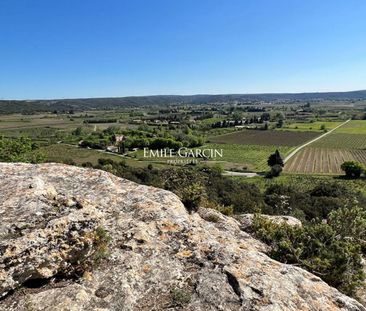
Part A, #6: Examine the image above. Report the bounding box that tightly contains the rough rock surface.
[236,214,302,232]
[0,163,365,311]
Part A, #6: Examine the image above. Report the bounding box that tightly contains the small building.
[115,135,125,143]
[113,135,126,154]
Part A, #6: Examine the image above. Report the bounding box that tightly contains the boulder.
[236,214,302,232]
[0,163,364,311]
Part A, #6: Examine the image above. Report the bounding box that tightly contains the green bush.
[328,206,366,250]
[270,164,283,177]
[267,150,284,167]
[263,182,353,221]
[0,136,45,163]
[149,138,182,150]
[252,211,365,297]
[178,183,205,213]
[170,288,191,307]
[341,161,364,178]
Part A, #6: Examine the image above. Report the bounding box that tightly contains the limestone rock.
[0,163,365,311]
[236,213,302,232]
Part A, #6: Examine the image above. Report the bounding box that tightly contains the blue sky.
[1,0,366,99]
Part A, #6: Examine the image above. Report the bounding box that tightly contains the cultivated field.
[285,147,366,174]
[42,144,125,165]
[2,109,364,175]
[204,143,292,171]
[42,144,160,168]
[0,113,130,132]
[352,149,366,164]
[278,121,343,132]
[334,120,366,134]
[210,130,319,147]
[0,117,80,130]
[285,120,366,174]
[310,133,366,149]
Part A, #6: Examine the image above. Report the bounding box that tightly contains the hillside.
[1,90,366,113]
[0,163,365,310]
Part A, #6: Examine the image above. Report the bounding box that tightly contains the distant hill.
[1,90,366,113]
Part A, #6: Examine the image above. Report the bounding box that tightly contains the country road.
[222,171,261,177]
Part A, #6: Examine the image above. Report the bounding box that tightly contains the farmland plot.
[334,120,366,134]
[210,130,319,147]
[285,147,366,174]
[278,121,343,132]
[310,133,366,149]
[352,149,366,164]
[203,143,292,172]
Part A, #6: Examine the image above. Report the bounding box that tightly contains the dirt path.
[222,171,260,177]
[283,119,351,163]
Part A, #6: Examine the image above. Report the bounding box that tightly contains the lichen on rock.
[0,163,365,310]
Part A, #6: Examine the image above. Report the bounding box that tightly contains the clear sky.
[1,0,366,99]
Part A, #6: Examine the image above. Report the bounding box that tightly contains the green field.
[309,120,366,149]
[2,111,363,176]
[334,120,366,134]
[0,112,131,133]
[284,120,366,175]
[199,117,224,125]
[284,147,366,175]
[278,121,343,132]
[209,129,319,147]
[0,114,82,129]
[202,143,292,172]
[125,144,292,172]
[310,133,366,149]
[42,144,163,168]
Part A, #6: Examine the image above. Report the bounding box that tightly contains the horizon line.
[1,88,365,101]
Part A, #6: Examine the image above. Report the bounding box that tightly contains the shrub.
[263,184,306,216]
[270,164,283,177]
[328,206,366,249]
[252,213,365,297]
[0,136,45,163]
[341,161,364,178]
[178,183,205,213]
[98,158,114,166]
[201,198,234,216]
[267,149,284,167]
[62,158,76,165]
[170,288,191,307]
[310,182,349,197]
[215,205,234,216]
[66,226,112,278]
[92,227,112,265]
[149,138,182,151]
[82,162,93,168]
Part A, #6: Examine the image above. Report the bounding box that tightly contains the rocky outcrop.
[236,214,302,232]
[0,163,365,311]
